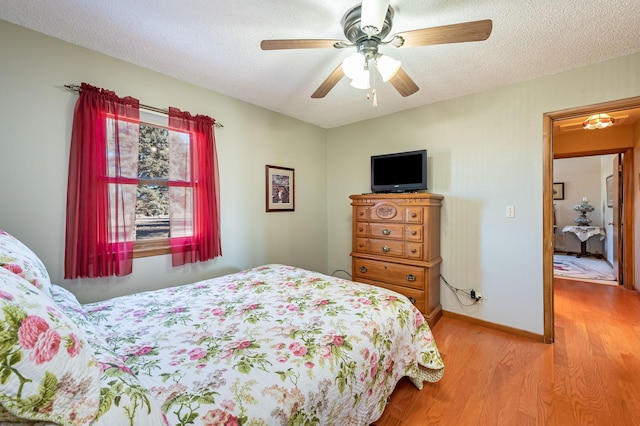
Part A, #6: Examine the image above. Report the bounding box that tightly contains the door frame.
[543,96,639,343]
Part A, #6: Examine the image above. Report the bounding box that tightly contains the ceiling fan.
[260,0,493,100]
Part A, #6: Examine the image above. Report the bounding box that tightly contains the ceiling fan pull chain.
[371,64,378,107]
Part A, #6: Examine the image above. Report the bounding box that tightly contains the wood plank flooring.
[373,278,640,425]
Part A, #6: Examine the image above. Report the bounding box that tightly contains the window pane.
[169,186,193,238]
[136,124,170,241]
[136,185,169,240]
[106,117,139,178]
[109,183,137,242]
[169,130,191,181]
[139,124,169,178]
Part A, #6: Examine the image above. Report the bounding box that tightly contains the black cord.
[331,269,352,279]
[332,270,478,306]
[440,274,479,307]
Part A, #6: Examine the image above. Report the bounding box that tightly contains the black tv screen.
[371,149,427,193]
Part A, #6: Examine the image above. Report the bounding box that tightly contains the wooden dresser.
[350,192,443,326]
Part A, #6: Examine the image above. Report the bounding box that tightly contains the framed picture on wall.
[606,175,613,208]
[266,165,295,212]
[552,182,564,200]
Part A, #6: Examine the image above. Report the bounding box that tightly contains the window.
[65,83,221,279]
[132,112,194,258]
[107,108,217,260]
[104,114,177,257]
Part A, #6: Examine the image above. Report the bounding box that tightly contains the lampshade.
[582,113,615,130]
[360,0,390,36]
[350,70,371,89]
[376,54,401,81]
[342,53,366,80]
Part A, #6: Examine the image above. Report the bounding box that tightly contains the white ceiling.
[1,0,640,129]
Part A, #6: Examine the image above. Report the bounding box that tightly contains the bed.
[0,230,444,425]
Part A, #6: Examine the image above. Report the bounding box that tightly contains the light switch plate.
[506,206,515,218]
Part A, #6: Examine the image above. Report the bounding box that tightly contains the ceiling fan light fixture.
[360,0,391,36]
[350,71,371,90]
[582,113,615,130]
[342,52,367,80]
[376,54,401,81]
[262,4,492,100]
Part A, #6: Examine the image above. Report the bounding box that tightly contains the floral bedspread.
[80,264,444,425]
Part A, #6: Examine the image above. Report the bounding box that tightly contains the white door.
[611,154,623,283]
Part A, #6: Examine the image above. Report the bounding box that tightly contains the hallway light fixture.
[582,113,615,130]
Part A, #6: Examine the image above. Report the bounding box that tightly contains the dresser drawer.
[371,203,404,222]
[355,223,368,237]
[355,277,425,311]
[406,207,423,223]
[368,239,405,258]
[353,258,425,290]
[356,240,424,260]
[354,238,369,252]
[406,243,423,259]
[355,207,369,221]
[405,225,423,242]
[369,223,405,240]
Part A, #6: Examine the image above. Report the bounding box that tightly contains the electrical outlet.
[475,291,483,300]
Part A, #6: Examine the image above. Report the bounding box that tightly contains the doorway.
[553,154,619,284]
[543,96,640,343]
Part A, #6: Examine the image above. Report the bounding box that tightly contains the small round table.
[561,226,605,258]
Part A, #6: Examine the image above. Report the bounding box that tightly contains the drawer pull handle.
[358,243,365,248]
[406,274,416,282]
[359,266,368,273]
[359,211,365,216]
[382,245,391,253]
[411,249,417,254]
[411,213,417,218]
[412,231,417,236]
[359,227,364,232]
[382,228,391,235]
[408,296,416,304]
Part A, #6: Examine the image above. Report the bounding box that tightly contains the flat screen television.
[371,149,427,193]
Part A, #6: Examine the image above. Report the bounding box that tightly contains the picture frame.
[266,165,295,212]
[552,182,564,200]
[606,175,613,208]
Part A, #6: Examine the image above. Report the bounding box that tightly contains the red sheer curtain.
[169,107,222,266]
[64,83,140,278]
[168,107,222,266]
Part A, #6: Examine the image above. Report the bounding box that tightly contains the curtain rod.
[64,84,223,128]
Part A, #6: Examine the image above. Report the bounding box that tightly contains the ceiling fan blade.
[389,67,419,97]
[260,39,344,50]
[393,19,493,47]
[311,64,345,98]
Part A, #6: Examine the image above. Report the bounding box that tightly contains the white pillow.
[0,268,101,425]
[0,230,53,299]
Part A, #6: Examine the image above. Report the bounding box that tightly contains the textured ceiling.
[1,0,640,129]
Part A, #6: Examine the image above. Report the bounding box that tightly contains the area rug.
[553,256,616,281]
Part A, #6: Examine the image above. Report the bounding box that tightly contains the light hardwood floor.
[374,278,640,425]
